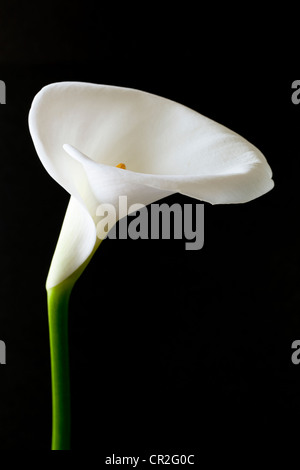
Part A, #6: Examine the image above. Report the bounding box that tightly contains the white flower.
[29,82,274,288]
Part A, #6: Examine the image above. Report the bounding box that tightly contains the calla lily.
[28,82,274,450]
[29,82,273,289]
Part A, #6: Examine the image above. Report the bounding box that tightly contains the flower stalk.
[47,279,73,450]
[47,241,101,450]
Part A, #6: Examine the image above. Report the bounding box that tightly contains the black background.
[0,1,299,461]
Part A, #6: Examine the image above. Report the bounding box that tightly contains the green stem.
[47,279,74,450]
[47,239,102,450]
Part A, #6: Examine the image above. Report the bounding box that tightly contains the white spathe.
[28,82,274,288]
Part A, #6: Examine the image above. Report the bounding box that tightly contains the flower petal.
[29,82,274,204]
[63,143,273,205]
[46,196,97,289]
[29,82,274,287]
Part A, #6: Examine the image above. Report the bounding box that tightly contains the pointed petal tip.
[63,143,79,158]
[63,143,92,165]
